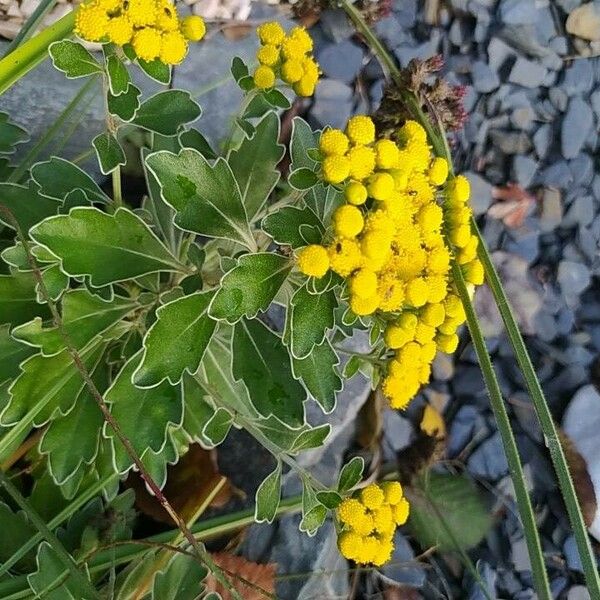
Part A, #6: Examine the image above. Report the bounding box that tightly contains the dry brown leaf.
[221,23,253,41]
[127,445,232,524]
[357,388,385,450]
[384,586,423,600]
[560,430,597,527]
[488,184,536,228]
[205,552,277,600]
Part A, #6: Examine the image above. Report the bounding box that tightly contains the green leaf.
[92,132,126,175]
[0,324,34,384]
[408,472,492,552]
[152,553,208,600]
[316,491,342,509]
[209,253,291,323]
[255,461,281,523]
[180,374,216,444]
[39,365,107,484]
[12,289,136,356]
[306,183,344,222]
[290,424,331,453]
[105,350,183,474]
[31,157,109,203]
[105,53,130,95]
[231,56,249,83]
[288,167,318,191]
[1,340,105,427]
[242,94,274,120]
[287,285,337,359]
[179,128,217,159]
[290,117,318,171]
[0,271,50,327]
[146,149,254,248]
[0,181,59,232]
[299,504,327,536]
[138,57,171,84]
[133,90,201,136]
[49,40,103,79]
[30,207,183,286]
[292,339,341,413]
[37,263,68,302]
[228,112,284,220]
[202,407,232,446]
[133,290,217,388]
[262,204,324,248]
[0,113,28,154]
[236,117,255,138]
[0,502,36,569]
[232,319,305,427]
[337,456,364,493]
[263,88,291,109]
[108,84,141,121]
[343,354,360,378]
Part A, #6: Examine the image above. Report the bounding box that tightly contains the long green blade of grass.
[2,0,58,57]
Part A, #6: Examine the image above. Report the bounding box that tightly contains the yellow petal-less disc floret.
[345,181,368,205]
[257,44,279,67]
[75,1,109,42]
[322,155,351,184]
[297,245,330,278]
[350,293,380,316]
[393,498,410,525]
[257,21,285,46]
[346,115,376,146]
[332,205,364,238]
[253,65,276,89]
[338,498,366,528]
[281,59,304,83]
[368,172,395,201]
[347,145,376,181]
[290,26,313,53]
[381,481,403,505]
[350,269,378,299]
[338,530,363,561]
[375,139,400,169]
[155,0,179,31]
[181,15,206,41]
[159,31,188,65]
[127,0,157,26]
[360,484,385,510]
[436,332,459,354]
[398,120,427,145]
[132,27,162,61]
[320,129,350,156]
[448,174,471,204]
[106,15,133,45]
[294,76,317,97]
[429,157,449,186]
[328,239,362,277]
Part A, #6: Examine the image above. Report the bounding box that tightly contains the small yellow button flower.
[464,259,484,285]
[159,31,188,65]
[381,481,403,505]
[181,15,206,41]
[349,269,378,299]
[328,239,363,277]
[405,277,429,307]
[346,115,376,146]
[350,293,380,316]
[322,155,351,184]
[384,324,412,350]
[399,120,427,145]
[253,65,276,89]
[392,498,410,525]
[127,0,157,26]
[257,44,279,67]
[281,59,304,83]
[360,484,385,510]
[257,21,285,46]
[429,157,449,186]
[332,205,364,238]
[75,1,109,42]
[375,139,400,169]
[338,530,362,561]
[132,27,162,61]
[107,15,133,45]
[421,303,446,328]
[448,174,471,203]
[345,181,368,205]
[368,172,395,201]
[290,26,313,53]
[293,76,317,97]
[155,0,179,31]
[296,245,330,278]
[281,36,306,60]
[320,129,350,156]
[347,145,376,181]
[436,332,459,354]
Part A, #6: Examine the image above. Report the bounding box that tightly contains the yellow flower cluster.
[75,0,206,65]
[337,482,409,566]
[253,22,320,97]
[296,115,485,410]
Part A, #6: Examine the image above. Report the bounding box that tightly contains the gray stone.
[511,105,536,130]
[533,123,553,159]
[468,431,510,480]
[379,532,426,588]
[467,561,497,600]
[504,226,540,262]
[562,97,594,159]
[549,86,568,112]
[562,59,595,95]
[569,153,594,185]
[319,9,355,43]
[487,36,517,71]
[382,409,413,458]
[568,586,592,600]
[471,60,500,93]
[489,130,532,154]
[511,536,532,571]
[563,195,595,227]
[591,90,600,120]
[550,35,569,55]
[310,79,353,130]
[465,171,493,215]
[509,57,548,88]
[557,260,592,295]
[539,188,564,232]
[512,154,537,187]
[432,352,454,381]
[317,40,364,84]
[533,310,558,342]
[499,0,537,24]
[448,405,484,457]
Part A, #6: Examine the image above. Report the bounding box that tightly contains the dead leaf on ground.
[205,552,277,600]
[560,430,597,527]
[221,23,254,41]
[488,184,536,228]
[384,586,423,600]
[127,445,232,524]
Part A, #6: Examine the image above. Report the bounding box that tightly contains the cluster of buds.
[75,0,205,65]
[337,482,409,565]
[253,22,320,97]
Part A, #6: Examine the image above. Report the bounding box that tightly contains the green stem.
[2,0,58,57]
[0,470,102,600]
[472,220,600,595]
[452,263,551,598]
[112,166,123,207]
[0,11,75,95]
[8,75,98,183]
